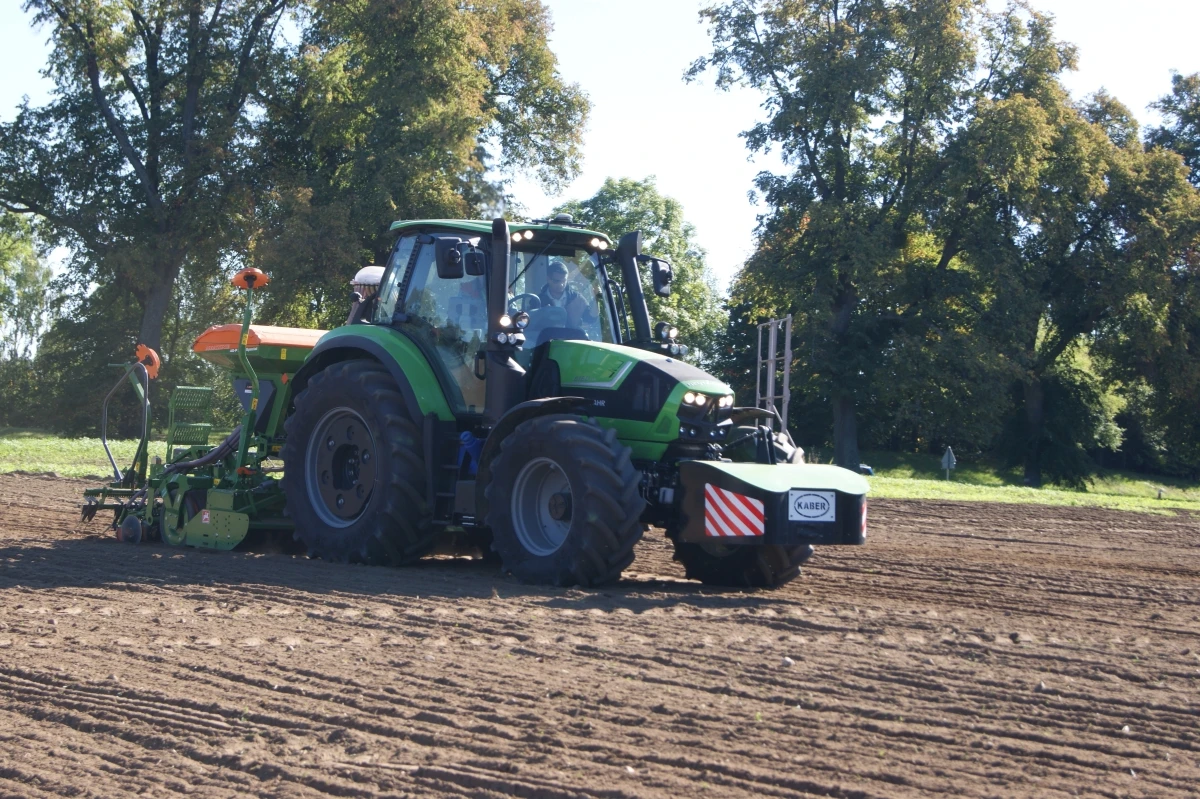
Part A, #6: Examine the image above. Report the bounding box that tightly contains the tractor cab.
[359,216,634,417]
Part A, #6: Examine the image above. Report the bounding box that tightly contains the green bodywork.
[158,471,285,550]
[312,324,455,420]
[389,219,612,246]
[698,461,870,495]
[546,340,732,460]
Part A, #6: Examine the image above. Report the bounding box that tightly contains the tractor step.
[423,414,463,527]
[170,422,213,446]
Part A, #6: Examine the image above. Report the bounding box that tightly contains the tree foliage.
[0,0,293,351]
[554,177,724,363]
[1149,72,1200,188]
[0,214,51,360]
[691,0,1012,467]
[1,0,588,433]
[0,214,52,429]
[696,0,1200,484]
[253,0,589,330]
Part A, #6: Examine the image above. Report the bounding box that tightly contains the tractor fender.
[289,336,429,423]
[474,396,590,521]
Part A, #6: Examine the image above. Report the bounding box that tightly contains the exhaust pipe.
[484,218,526,427]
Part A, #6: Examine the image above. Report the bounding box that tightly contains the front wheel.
[667,530,813,588]
[484,415,645,586]
[282,360,435,565]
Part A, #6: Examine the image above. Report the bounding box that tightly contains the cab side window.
[402,241,488,413]
[373,235,417,324]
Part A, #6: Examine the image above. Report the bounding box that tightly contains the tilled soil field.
[0,474,1198,798]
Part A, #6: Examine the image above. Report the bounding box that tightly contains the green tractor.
[84,215,868,588]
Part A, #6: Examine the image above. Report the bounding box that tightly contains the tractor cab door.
[376,233,489,415]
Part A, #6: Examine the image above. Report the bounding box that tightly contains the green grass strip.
[0,434,167,479]
[867,476,1199,515]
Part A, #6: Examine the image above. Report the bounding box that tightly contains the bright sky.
[3,1,1199,290]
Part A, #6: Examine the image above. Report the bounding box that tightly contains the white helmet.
[351,265,385,298]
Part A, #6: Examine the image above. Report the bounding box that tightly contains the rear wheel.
[484,415,645,586]
[282,360,435,565]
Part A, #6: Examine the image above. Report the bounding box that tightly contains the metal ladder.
[755,315,792,431]
[166,386,214,458]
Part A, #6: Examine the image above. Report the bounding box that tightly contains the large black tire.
[667,532,813,588]
[669,424,810,588]
[484,415,645,586]
[282,360,435,565]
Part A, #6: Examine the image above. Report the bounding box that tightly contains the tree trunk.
[829,281,859,470]
[832,394,860,469]
[137,253,183,353]
[1022,377,1045,487]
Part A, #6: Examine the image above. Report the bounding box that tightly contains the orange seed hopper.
[193,324,326,373]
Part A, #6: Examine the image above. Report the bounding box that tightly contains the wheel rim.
[510,457,572,556]
[305,407,378,528]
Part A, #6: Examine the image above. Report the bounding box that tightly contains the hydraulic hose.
[161,426,242,478]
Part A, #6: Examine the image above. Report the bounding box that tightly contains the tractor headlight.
[683,392,697,405]
[499,314,512,328]
[598,240,608,250]
[719,395,734,408]
[511,232,522,243]
[506,333,518,344]
[522,230,534,240]
[669,343,681,355]
[669,327,679,340]
[495,332,507,343]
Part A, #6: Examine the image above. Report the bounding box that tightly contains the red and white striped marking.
[704,484,765,537]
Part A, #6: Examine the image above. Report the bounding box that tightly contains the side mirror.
[435,238,465,279]
[649,257,673,297]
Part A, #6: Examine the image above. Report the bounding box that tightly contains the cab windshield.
[507,245,618,350]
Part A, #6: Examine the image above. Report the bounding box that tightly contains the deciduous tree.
[0,0,293,353]
[691,0,1002,467]
[253,0,589,328]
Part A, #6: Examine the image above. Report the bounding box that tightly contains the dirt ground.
[0,474,1197,798]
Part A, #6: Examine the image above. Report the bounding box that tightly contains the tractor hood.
[547,340,729,415]
[540,340,731,459]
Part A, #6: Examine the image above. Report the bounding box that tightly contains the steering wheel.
[508,293,542,313]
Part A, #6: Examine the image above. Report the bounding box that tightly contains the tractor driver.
[537,259,594,328]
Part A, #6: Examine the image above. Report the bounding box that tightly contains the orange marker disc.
[231,268,270,290]
[135,344,161,379]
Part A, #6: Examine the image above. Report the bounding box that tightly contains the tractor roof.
[388,219,612,245]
